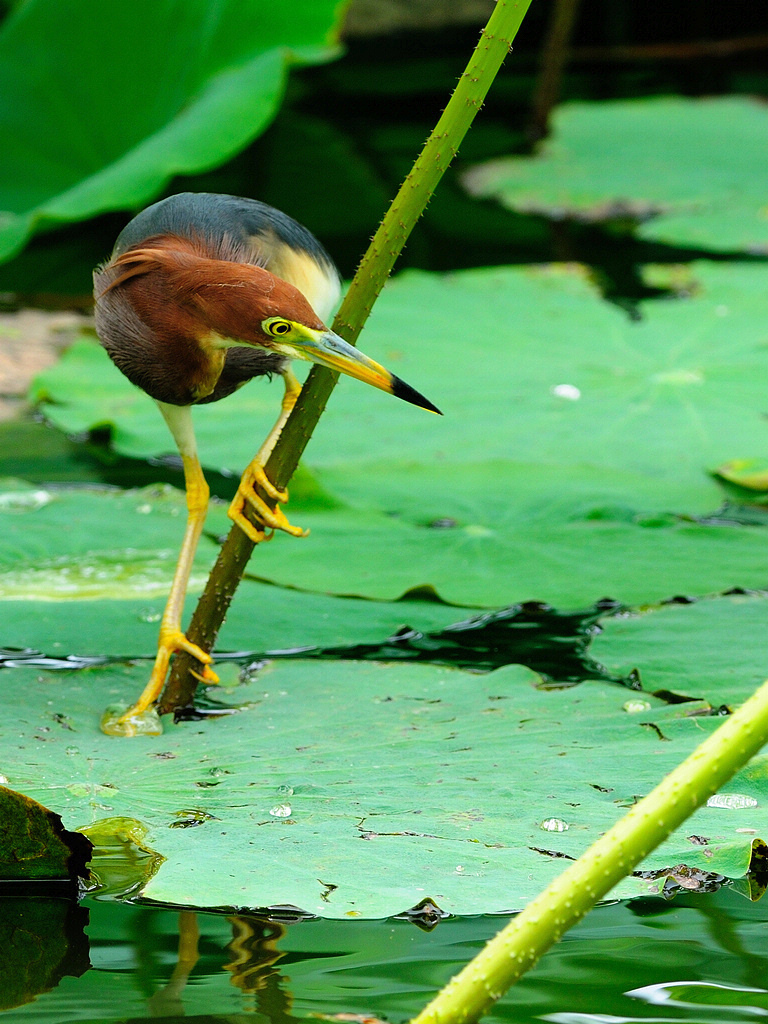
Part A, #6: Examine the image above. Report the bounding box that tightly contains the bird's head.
[97,235,440,414]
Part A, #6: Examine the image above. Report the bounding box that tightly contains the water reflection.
[145,911,199,1018]
[549,981,768,1024]
[0,897,89,1011]
[3,888,768,1023]
[632,979,768,1015]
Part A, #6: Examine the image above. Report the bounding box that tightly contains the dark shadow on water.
[266,598,627,687]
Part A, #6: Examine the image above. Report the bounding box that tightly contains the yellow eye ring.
[264,318,292,337]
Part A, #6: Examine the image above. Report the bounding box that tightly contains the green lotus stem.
[162,0,534,712]
[412,677,768,1024]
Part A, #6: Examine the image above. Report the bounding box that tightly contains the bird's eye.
[264,318,292,337]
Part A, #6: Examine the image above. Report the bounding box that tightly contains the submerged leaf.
[80,816,165,897]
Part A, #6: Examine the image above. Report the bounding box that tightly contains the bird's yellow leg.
[102,406,218,737]
[228,368,309,543]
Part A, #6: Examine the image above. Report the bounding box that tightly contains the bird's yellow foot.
[228,462,308,544]
[100,629,218,737]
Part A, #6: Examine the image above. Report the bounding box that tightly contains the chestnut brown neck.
[94,234,324,406]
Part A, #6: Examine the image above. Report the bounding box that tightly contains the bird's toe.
[228,487,308,541]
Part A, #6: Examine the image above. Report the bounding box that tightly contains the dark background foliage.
[1,0,767,306]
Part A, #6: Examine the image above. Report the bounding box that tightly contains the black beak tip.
[391,375,443,415]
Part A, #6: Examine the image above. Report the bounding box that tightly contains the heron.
[93,192,440,735]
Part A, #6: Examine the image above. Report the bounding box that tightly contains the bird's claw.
[228,461,308,542]
[190,664,219,684]
[244,462,289,504]
[100,629,217,737]
[161,629,218,678]
[228,500,308,543]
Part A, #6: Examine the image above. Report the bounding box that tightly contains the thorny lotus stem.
[411,676,768,1024]
[162,0,534,712]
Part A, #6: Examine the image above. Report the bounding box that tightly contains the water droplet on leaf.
[0,489,52,513]
[551,383,581,400]
[707,793,758,809]
[540,817,569,832]
[623,699,652,713]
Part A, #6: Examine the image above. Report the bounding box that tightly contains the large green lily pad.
[463,97,768,253]
[0,592,469,664]
[0,0,343,263]
[2,658,767,916]
[29,262,768,607]
[592,592,768,708]
[244,471,768,607]
[3,472,768,616]
[0,481,470,656]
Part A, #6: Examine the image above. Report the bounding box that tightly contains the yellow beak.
[282,327,441,415]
